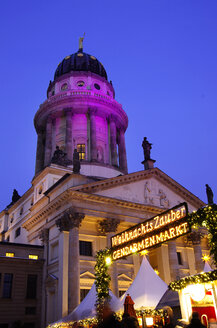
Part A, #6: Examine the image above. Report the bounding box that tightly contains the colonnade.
[35,110,128,174]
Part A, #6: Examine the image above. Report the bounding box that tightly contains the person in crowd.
[121,313,139,328]
[97,302,121,328]
[187,312,206,328]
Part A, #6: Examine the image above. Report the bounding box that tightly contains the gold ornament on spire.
[79,33,85,51]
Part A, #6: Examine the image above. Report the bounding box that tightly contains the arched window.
[77,144,85,160]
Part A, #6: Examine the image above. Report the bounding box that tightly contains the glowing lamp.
[187,284,206,302]
[145,317,154,327]
[202,254,211,262]
[140,250,148,256]
[105,256,112,265]
[154,269,160,275]
[138,317,143,327]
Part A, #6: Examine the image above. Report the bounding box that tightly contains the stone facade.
[0,242,44,328]
[0,47,210,328]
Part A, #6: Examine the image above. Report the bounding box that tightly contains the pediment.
[75,168,204,212]
[80,271,95,280]
[118,273,133,282]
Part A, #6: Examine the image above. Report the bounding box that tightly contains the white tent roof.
[114,256,168,310]
[58,282,120,323]
[203,261,212,272]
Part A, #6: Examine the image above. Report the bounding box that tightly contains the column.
[98,218,120,297]
[39,228,49,327]
[110,118,118,166]
[65,109,73,161]
[186,247,196,275]
[157,244,171,284]
[35,128,44,174]
[86,112,91,161]
[133,254,140,278]
[107,118,111,164]
[168,241,180,281]
[90,110,97,161]
[58,231,69,318]
[193,244,203,272]
[187,231,204,273]
[118,129,128,174]
[56,209,85,313]
[44,116,53,166]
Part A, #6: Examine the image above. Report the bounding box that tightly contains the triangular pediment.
[74,168,204,212]
[118,273,133,282]
[80,271,95,280]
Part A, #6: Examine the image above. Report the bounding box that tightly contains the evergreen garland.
[169,270,217,291]
[188,204,217,266]
[94,248,111,318]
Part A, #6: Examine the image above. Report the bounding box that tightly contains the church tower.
[34,41,128,178]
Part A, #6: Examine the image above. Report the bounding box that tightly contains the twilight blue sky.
[0,0,217,209]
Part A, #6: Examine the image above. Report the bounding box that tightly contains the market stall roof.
[204,261,212,272]
[55,282,120,324]
[114,256,168,310]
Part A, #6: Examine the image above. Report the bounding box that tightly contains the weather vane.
[79,33,85,51]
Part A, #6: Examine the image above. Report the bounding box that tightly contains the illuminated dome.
[54,50,107,80]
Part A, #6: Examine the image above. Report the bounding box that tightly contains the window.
[29,255,38,260]
[50,242,58,261]
[6,235,10,242]
[6,253,14,257]
[177,252,182,265]
[77,81,85,87]
[61,83,68,91]
[25,307,36,315]
[2,273,13,298]
[20,207,23,215]
[26,274,37,299]
[80,289,90,302]
[0,324,9,328]
[77,144,85,160]
[79,241,92,256]
[15,227,21,238]
[94,83,100,90]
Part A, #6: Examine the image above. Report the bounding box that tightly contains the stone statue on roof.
[142,137,152,161]
[51,146,72,167]
[206,184,214,205]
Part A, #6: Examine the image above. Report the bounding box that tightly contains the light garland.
[187,204,217,266]
[169,270,217,291]
[94,248,112,319]
[136,309,165,317]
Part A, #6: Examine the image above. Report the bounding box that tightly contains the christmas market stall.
[48,282,120,328]
[113,256,169,327]
[169,261,217,327]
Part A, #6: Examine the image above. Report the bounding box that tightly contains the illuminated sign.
[111,203,190,261]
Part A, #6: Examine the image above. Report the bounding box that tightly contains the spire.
[78,33,85,52]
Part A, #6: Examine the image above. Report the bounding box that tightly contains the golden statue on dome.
[79,33,85,51]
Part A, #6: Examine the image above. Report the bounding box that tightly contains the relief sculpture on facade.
[158,189,170,208]
[144,182,154,205]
